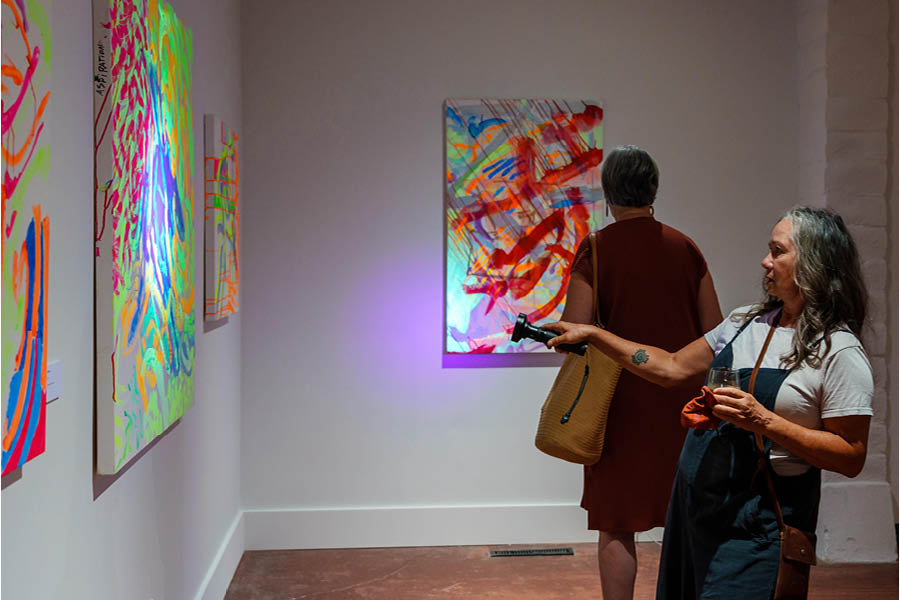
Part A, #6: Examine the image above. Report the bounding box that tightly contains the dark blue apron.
[657,318,821,599]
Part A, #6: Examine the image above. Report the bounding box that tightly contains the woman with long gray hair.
[546,206,873,598]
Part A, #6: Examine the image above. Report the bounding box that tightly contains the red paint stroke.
[468,343,497,354]
[489,210,566,269]
[507,255,553,300]
[542,147,603,187]
[463,278,508,314]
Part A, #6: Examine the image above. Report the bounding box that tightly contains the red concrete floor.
[224,542,899,599]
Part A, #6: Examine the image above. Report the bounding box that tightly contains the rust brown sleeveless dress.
[570,217,708,532]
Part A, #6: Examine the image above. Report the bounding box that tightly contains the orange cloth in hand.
[680,386,721,430]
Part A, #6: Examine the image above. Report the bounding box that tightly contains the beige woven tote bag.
[534,232,622,465]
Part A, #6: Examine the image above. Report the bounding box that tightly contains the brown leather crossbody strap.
[748,315,777,395]
[589,231,600,326]
[749,312,786,531]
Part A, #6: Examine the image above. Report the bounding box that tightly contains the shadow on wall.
[442,353,566,369]
[203,315,230,334]
[1,466,23,490]
[92,419,180,500]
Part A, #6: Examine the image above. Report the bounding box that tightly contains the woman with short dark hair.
[548,206,873,598]
[561,145,722,599]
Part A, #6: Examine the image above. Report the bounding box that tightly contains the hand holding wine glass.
[707,367,740,391]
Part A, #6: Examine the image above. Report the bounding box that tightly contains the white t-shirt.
[704,306,874,476]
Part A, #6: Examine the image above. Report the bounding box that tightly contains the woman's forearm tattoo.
[631,349,649,365]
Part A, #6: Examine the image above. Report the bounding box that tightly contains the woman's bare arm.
[544,322,714,388]
[560,271,594,325]
[711,388,870,477]
[767,414,869,477]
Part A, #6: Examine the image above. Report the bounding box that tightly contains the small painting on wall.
[203,114,239,321]
[2,0,52,475]
[93,0,194,474]
[444,99,605,354]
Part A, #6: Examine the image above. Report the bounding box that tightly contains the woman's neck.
[610,205,653,222]
[778,301,803,328]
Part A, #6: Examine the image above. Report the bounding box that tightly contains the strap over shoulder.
[589,231,601,327]
[750,312,788,533]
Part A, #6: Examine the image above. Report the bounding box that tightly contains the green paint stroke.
[26,0,53,81]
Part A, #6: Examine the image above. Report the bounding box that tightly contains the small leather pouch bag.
[773,524,817,599]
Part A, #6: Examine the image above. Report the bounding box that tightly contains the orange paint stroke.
[2,0,33,64]
[452,143,478,163]
[2,64,24,86]
[135,357,147,410]
[39,212,48,390]
[464,173,490,196]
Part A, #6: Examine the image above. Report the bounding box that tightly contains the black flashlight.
[510,313,588,356]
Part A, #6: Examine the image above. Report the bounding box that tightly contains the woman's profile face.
[761,218,801,305]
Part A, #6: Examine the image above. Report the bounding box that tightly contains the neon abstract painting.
[93,0,194,474]
[203,114,239,321]
[2,0,52,476]
[444,99,605,354]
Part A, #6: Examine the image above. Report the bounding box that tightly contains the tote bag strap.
[589,231,601,326]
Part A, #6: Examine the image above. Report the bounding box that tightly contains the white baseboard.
[244,504,664,550]
[194,511,246,600]
[185,505,661,598]
[184,490,896,599]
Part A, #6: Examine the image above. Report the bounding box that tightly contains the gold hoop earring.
[649,205,655,216]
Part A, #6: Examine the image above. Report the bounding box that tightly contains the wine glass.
[707,367,740,390]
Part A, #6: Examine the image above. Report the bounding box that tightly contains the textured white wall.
[794,0,897,562]
[890,0,898,524]
[240,0,800,547]
[0,1,245,598]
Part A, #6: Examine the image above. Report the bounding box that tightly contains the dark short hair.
[601,145,659,207]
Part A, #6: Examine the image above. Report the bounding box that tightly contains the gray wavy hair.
[739,206,867,369]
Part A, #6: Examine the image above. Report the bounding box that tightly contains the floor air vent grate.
[490,547,574,557]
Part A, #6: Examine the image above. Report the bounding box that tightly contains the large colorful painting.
[2,0,52,476]
[444,99,605,354]
[203,114,239,321]
[93,0,194,474]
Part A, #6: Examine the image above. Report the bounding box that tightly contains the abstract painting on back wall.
[93,0,194,474]
[203,114,239,321]
[2,0,52,475]
[444,99,605,354]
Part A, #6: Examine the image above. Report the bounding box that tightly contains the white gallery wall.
[1,2,894,599]
[1,1,244,599]
[238,0,861,550]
